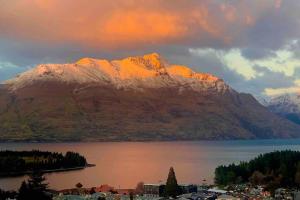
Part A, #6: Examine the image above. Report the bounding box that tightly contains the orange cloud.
[0,0,270,49]
[275,0,282,9]
[101,10,187,46]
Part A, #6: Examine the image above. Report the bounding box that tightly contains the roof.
[208,189,227,194]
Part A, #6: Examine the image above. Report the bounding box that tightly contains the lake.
[1,139,300,191]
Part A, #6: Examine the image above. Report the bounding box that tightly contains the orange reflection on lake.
[1,140,300,190]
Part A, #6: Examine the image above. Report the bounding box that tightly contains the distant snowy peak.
[6,53,230,93]
[268,93,300,113]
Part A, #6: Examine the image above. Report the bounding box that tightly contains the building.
[143,184,165,197]
[294,191,300,200]
[179,184,198,194]
[143,183,197,197]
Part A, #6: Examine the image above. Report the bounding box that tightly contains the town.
[53,181,300,200]
[2,167,299,200]
[2,151,300,200]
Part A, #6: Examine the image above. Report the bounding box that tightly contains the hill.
[267,94,300,125]
[0,53,299,141]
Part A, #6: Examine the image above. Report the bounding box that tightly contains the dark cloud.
[179,50,297,97]
[244,65,296,94]
[241,48,276,60]
[167,49,249,93]
[292,68,300,78]
[238,0,300,50]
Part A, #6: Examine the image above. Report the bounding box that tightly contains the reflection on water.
[1,139,300,190]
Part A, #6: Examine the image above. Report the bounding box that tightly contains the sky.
[0,0,300,98]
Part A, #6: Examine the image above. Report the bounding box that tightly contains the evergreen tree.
[129,191,134,200]
[90,187,96,194]
[215,150,300,187]
[249,171,265,185]
[76,182,83,188]
[135,182,144,195]
[295,162,300,188]
[165,167,179,197]
[17,172,52,200]
[18,181,30,200]
[0,188,17,200]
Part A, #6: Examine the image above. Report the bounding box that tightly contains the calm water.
[1,139,300,191]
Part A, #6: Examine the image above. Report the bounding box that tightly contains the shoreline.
[0,164,96,178]
[1,138,300,144]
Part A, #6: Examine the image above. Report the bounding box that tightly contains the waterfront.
[1,139,300,190]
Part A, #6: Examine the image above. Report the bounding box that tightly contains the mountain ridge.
[5,53,229,94]
[267,93,300,125]
[0,53,300,142]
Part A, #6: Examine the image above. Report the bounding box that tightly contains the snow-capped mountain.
[0,53,299,142]
[268,94,300,113]
[6,53,229,93]
[267,93,300,125]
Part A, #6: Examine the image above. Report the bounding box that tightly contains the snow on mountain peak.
[268,93,300,113]
[6,53,229,93]
[76,57,98,66]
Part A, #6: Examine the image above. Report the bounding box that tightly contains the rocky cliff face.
[0,53,299,142]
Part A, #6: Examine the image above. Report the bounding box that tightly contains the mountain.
[0,53,299,142]
[267,93,300,125]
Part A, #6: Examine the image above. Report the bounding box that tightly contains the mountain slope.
[0,53,299,141]
[267,94,300,125]
[6,53,229,93]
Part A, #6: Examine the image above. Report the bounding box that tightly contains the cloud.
[275,0,282,9]
[0,0,283,50]
[287,40,300,59]
[0,0,300,97]
[264,82,300,96]
[250,66,296,95]
[0,0,227,49]
[244,1,300,50]
[0,61,27,82]
[0,0,297,55]
[186,48,300,97]
[241,48,276,60]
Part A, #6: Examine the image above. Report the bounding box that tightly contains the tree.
[215,151,300,187]
[135,182,144,195]
[18,181,30,200]
[295,162,300,188]
[165,167,180,197]
[226,171,236,184]
[249,171,265,185]
[76,182,83,188]
[129,191,134,200]
[90,187,96,194]
[0,188,17,200]
[18,172,51,200]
